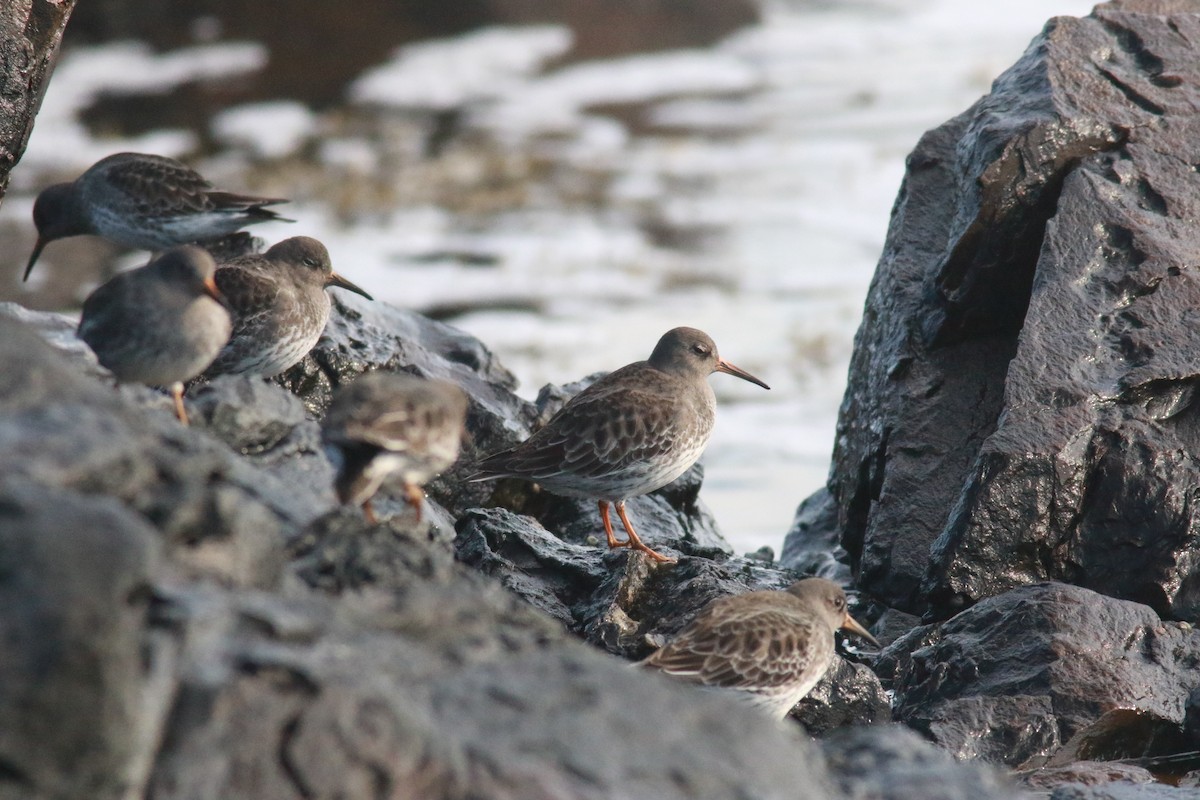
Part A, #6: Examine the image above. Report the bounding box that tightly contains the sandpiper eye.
[303,257,320,268]
[834,596,846,611]
[692,344,710,356]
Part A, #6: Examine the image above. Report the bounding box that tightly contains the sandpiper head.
[25,183,85,281]
[787,578,879,647]
[647,327,769,389]
[151,245,224,303]
[266,236,374,300]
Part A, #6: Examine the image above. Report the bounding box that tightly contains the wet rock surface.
[1050,784,1200,800]
[0,478,161,800]
[888,583,1200,769]
[807,0,1200,621]
[0,303,906,799]
[818,725,1023,800]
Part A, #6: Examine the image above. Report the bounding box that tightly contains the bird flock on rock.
[21,151,877,721]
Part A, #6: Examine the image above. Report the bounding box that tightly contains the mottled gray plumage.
[205,236,373,378]
[26,152,291,280]
[322,372,468,523]
[77,245,232,424]
[469,327,769,563]
[640,578,878,718]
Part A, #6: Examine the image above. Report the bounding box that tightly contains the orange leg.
[614,500,676,564]
[598,500,630,548]
[362,498,378,524]
[171,382,189,425]
[404,483,424,523]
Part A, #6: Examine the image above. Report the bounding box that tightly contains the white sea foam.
[211,101,316,159]
[21,41,266,171]
[349,25,573,109]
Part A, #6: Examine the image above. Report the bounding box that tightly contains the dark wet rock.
[455,506,802,655]
[188,375,338,528]
[144,507,841,800]
[793,657,892,736]
[454,503,890,728]
[144,585,839,800]
[890,583,1200,769]
[1048,709,1193,770]
[454,506,608,628]
[190,374,308,456]
[1050,783,1200,800]
[1020,762,1156,793]
[460,465,732,570]
[780,486,847,581]
[0,312,298,587]
[870,607,924,651]
[819,724,1022,800]
[818,0,1200,619]
[0,478,160,800]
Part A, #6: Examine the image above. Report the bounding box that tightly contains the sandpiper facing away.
[640,578,879,718]
[322,372,468,524]
[468,327,769,563]
[25,152,290,280]
[77,245,231,425]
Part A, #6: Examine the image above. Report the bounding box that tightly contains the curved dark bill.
[22,237,47,282]
[715,359,770,390]
[840,614,880,648]
[328,271,374,301]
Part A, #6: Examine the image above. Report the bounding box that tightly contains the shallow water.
[2,0,1097,555]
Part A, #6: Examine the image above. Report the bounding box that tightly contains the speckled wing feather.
[643,592,827,692]
[95,154,287,218]
[96,154,220,217]
[473,362,707,482]
[212,262,284,327]
[205,262,301,375]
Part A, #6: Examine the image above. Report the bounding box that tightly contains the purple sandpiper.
[25,152,291,281]
[639,577,878,718]
[468,327,769,563]
[322,372,469,523]
[77,245,232,425]
[204,236,373,378]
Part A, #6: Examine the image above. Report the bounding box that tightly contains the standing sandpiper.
[77,245,232,425]
[468,327,769,563]
[24,152,291,281]
[205,236,373,378]
[639,578,878,718]
[322,372,469,524]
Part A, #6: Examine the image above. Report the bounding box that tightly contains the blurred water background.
[0,0,1097,555]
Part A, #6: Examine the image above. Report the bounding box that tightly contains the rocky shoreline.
[6,0,1200,798]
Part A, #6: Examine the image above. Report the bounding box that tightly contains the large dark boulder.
[819,725,1023,800]
[887,583,1200,769]
[0,479,160,800]
[802,0,1200,619]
